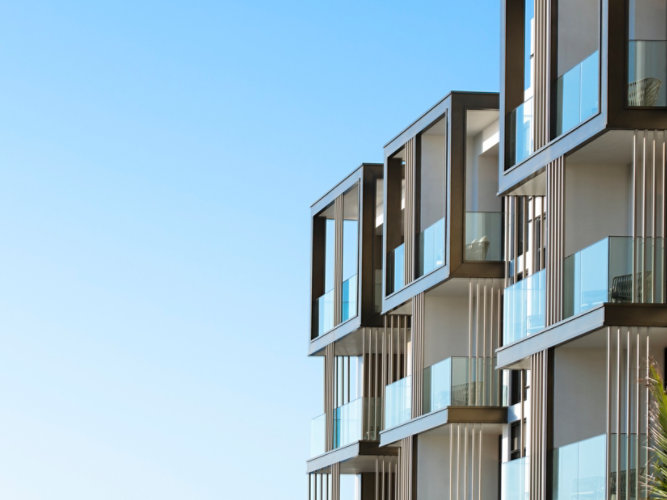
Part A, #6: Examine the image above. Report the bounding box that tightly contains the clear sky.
[0,1,499,498]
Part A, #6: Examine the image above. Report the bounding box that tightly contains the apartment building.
[306,1,667,499]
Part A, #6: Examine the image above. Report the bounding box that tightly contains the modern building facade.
[306,1,667,499]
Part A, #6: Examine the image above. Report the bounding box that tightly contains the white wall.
[553,347,606,447]
[424,293,471,367]
[417,430,499,500]
[564,161,632,257]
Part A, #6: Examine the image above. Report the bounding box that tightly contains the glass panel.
[384,376,412,429]
[388,243,405,294]
[416,117,446,278]
[563,237,665,319]
[386,149,406,295]
[423,357,504,413]
[341,275,357,323]
[556,51,599,136]
[608,433,649,499]
[552,435,605,500]
[341,186,359,322]
[418,218,445,275]
[317,289,334,336]
[507,98,534,166]
[465,212,503,261]
[501,457,530,500]
[314,203,336,337]
[310,413,326,457]
[628,41,667,107]
[628,0,667,107]
[503,269,546,345]
[333,398,362,448]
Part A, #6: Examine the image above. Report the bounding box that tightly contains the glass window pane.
[314,203,336,336]
[416,117,446,277]
[386,149,406,294]
[342,185,359,322]
[465,110,502,261]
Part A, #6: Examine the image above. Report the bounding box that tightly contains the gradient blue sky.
[0,1,499,498]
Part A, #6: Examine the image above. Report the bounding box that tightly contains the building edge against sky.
[305,0,667,499]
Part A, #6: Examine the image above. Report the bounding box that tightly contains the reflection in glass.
[628,0,667,107]
[608,433,648,499]
[418,218,445,276]
[563,236,664,318]
[628,41,667,107]
[387,243,405,295]
[503,269,546,345]
[384,375,412,429]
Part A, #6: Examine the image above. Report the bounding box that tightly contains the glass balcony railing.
[418,217,445,277]
[628,40,667,107]
[310,413,326,457]
[608,433,648,499]
[423,357,504,413]
[563,237,664,319]
[507,97,533,166]
[503,269,546,345]
[552,435,606,500]
[501,457,529,500]
[333,397,380,449]
[384,375,412,429]
[316,289,334,336]
[556,50,600,136]
[465,212,503,261]
[387,243,405,294]
[341,274,358,323]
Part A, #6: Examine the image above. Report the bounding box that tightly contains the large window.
[628,0,667,107]
[554,0,600,135]
[386,149,406,295]
[416,117,446,277]
[506,0,535,168]
[341,185,359,323]
[314,203,336,336]
[465,110,502,261]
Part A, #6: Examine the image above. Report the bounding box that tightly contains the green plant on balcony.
[645,363,667,498]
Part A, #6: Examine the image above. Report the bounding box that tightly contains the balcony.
[316,289,334,337]
[503,269,546,346]
[628,40,667,107]
[501,456,529,500]
[310,413,326,457]
[417,217,445,276]
[507,98,533,167]
[552,435,605,500]
[563,237,664,319]
[423,357,504,413]
[465,211,503,261]
[384,375,411,429]
[333,397,380,449]
[555,51,599,136]
[608,433,648,499]
[387,243,405,294]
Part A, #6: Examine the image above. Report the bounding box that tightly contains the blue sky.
[0,1,499,498]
